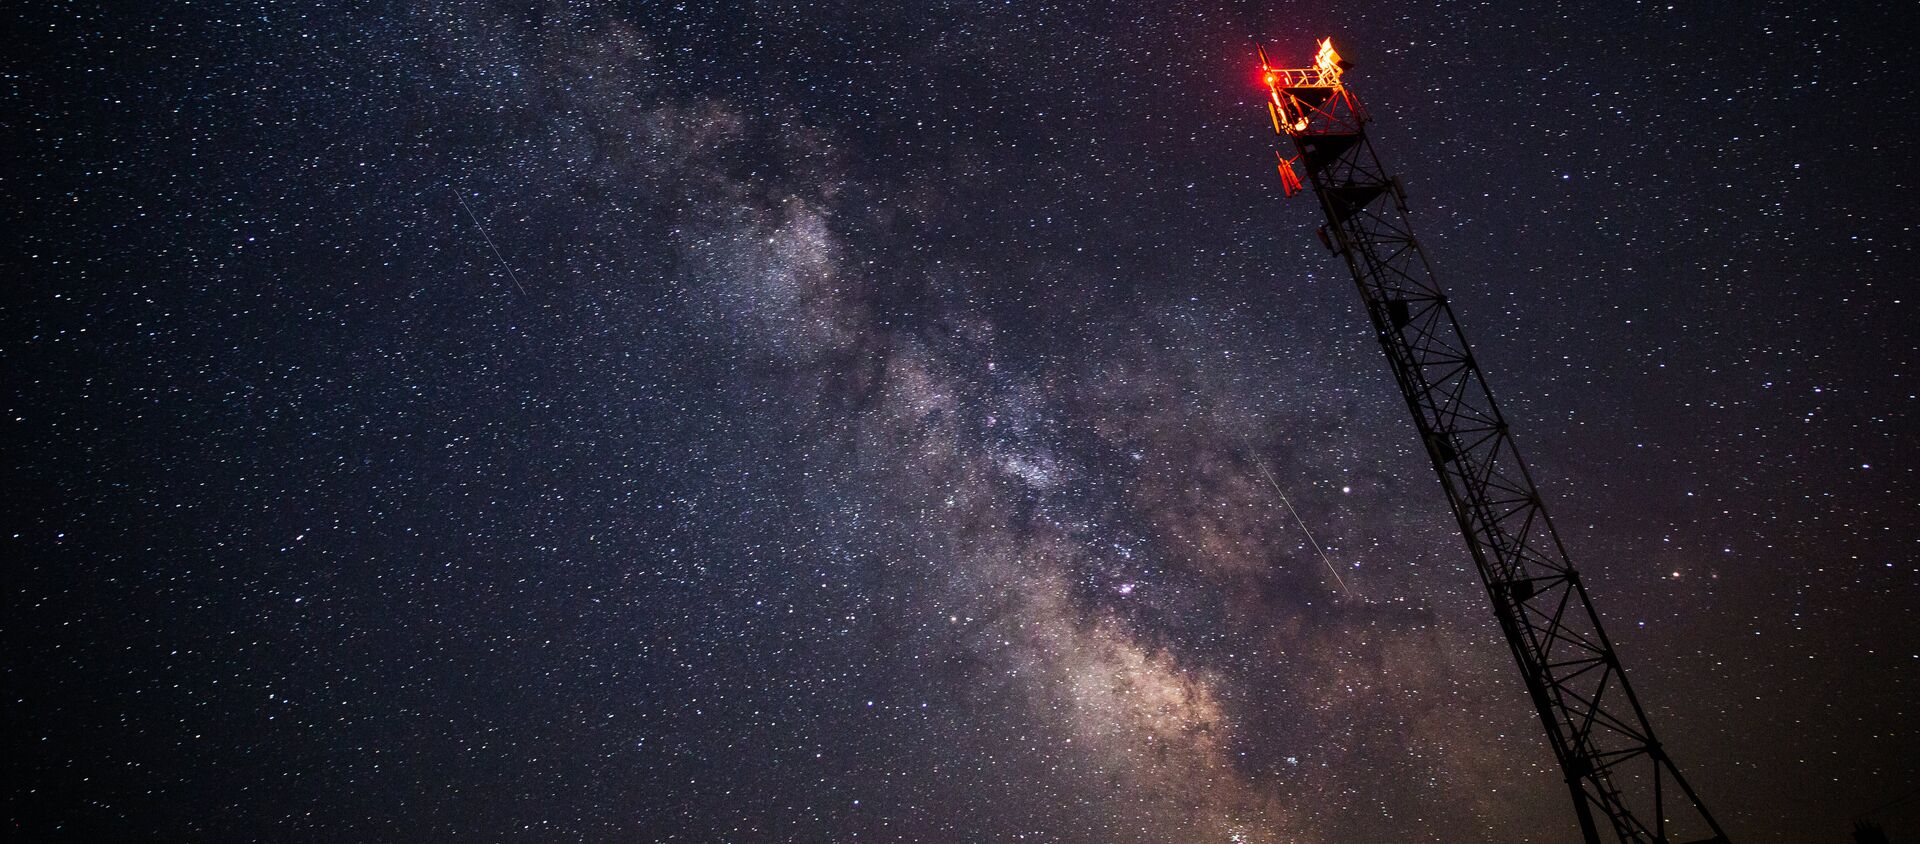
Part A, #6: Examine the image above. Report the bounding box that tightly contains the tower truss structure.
[1256,39,1729,844]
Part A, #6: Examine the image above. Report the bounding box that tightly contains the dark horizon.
[8,1,1916,841]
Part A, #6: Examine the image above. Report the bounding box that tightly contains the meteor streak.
[455,187,528,296]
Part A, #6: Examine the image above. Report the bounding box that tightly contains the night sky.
[8,1,1918,841]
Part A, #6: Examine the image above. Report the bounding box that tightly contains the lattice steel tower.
[1255,39,1730,844]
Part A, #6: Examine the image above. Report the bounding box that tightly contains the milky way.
[9,1,1917,841]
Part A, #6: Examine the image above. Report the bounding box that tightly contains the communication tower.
[1256,39,1731,844]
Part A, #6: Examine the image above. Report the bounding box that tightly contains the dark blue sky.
[8,1,1916,841]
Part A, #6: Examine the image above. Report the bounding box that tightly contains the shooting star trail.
[455,188,527,296]
[1243,436,1353,597]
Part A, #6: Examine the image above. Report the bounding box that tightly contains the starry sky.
[7,1,1918,841]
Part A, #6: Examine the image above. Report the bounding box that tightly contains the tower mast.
[1255,40,1730,843]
